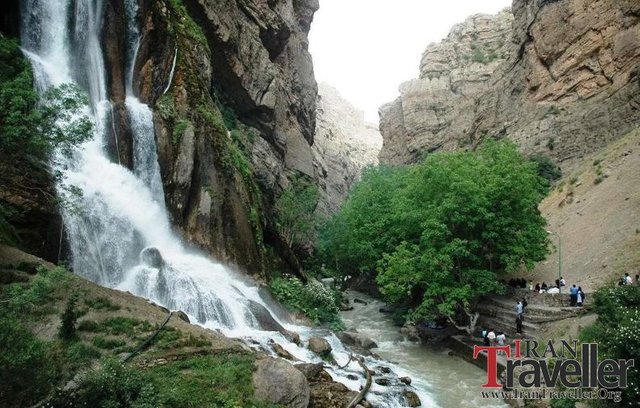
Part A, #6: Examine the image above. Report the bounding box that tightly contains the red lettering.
[513,339,522,359]
[473,345,511,388]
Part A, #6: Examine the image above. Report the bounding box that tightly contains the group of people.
[619,273,639,286]
[568,284,585,306]
[481,328,507,346]
[528,276,567,294]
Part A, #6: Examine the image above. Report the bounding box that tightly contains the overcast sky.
[308,0,512,123]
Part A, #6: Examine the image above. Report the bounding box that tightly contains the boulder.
[247,300,287,333]
[307,336,332,355]
[308,381,358,408]
[403,390,422,407]
[294,362,324,380]
[174,310,190,323]
[272,343,296,361]
[253,358,309,408]
[140,247,164,269]
[336,331,377,350]
[400,376,412,385]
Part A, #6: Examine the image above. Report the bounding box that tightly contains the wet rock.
[140,247,164,269]
[308,336,332,355]
[336,331,377,350]
[272,343,296,361]
[347,374,359,381]
[377,366,392,374]
[308,381,358,408]
[374,378,391,386]
[400,323,421,342]
[379,305,395,313]
[294,362,324,380]
[284,330,301,346]
[247,300,287,333]
[253,358,309,408]
[174,310,190,323]
[353,298,368,305]
[400,376,412,385]
[403,390,422,407]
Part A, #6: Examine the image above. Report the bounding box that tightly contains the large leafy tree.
[321,140,549,332]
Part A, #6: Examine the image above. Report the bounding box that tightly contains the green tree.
[275,176,319,248]
[0,34,92,159]
[321,140,549,332]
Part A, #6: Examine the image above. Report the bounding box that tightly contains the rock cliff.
[379,0,640,168]
[313,83,382,215]
[102,0,320,277]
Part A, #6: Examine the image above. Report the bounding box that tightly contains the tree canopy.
[320,140,549,330]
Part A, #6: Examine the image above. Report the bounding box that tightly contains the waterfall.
[20,1,433,406]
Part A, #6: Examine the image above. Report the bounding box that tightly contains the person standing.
[488,329,496,346]
[570,284,579,306]
[625,273,633,285]
[497,332,506,346]
[516,301,524,320]
[515,316,523,335]
[560,277,566,287]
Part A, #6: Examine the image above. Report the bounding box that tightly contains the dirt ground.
[523,127,640,293]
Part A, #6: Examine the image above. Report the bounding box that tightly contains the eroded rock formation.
[100,0,320,277]
[380,0,640,167]
[313,83,382,214]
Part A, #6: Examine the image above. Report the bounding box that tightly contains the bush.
[529,154,562,185]
[3,265,69,315]
[0,316,60,406]
[579,285,640,406]
[270,275,344,330]
[58,293,79,341]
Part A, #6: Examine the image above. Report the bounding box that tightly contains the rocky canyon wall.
[313,83,382,215]
[102,0,320,277]
[379,0,640,168]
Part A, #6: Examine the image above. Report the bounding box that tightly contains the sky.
[308,0,512,123]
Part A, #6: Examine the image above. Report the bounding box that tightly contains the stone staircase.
[476,294,589,340]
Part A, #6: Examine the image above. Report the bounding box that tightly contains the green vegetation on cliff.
[320,141,549,330]
[0,33,92,248]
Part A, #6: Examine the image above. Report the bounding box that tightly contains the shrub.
[0,316,60,406]
[579,285,640,405]
[58,293,79,341]
[3,265,69,315]
[270,275,344,330]
[529,154,562,185]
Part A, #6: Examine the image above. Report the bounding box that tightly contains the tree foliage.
[0,34,92,160]
[320,141,549,330]
[274,176,319,248]
[580,285,640,406]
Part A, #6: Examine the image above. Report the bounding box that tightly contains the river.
[341,291,509,408]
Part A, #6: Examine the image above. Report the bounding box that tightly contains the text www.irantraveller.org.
[473,339,634,403]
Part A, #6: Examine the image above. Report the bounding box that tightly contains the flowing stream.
[19,1,507,406]
[341,291,509,408]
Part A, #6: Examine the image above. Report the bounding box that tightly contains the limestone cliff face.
[100,0,319,277]
[379,11,514,165]
[313,83,382,215]
[380,0,640,167]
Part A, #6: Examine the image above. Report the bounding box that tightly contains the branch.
[347,356,372,408]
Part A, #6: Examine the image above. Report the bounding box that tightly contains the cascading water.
[21,1,442,406]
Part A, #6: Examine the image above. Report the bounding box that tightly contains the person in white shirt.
[625,273,633,285]
[487,329,496,346]
[497,332,506,346]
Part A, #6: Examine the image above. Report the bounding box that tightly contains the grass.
[84,296,120,311]
[92,335,127,350]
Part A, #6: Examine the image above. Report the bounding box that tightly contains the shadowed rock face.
[380,0,640,168]
[96,0,319,277]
